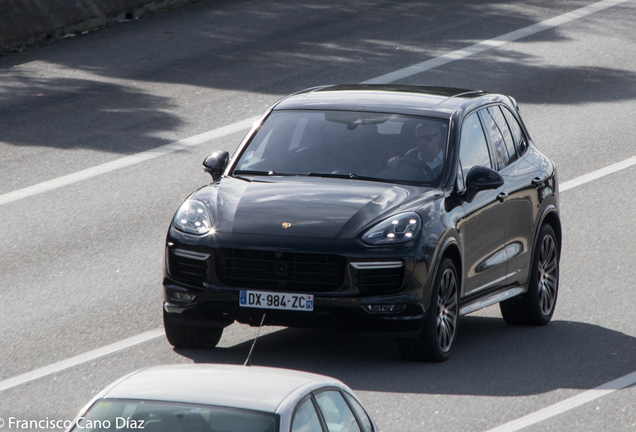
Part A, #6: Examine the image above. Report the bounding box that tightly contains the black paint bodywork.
[163,85,561,338]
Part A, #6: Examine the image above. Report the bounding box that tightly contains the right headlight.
[173,199,212,235]
[361,212,422,245]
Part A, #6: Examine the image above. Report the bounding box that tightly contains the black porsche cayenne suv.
[162,85,561,362]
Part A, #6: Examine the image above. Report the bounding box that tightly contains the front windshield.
[71,399,278,432]
[235,110,449,185]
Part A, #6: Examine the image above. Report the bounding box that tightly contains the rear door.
[480,105,539,287]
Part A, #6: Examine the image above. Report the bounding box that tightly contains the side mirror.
[464,165,504,203]
[202,151,229,181]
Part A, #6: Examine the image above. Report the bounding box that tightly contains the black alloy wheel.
[163,309,224,349]
[500,224,559,325]
[399,257,459,362]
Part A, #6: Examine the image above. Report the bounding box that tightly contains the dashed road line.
[0,329,163,392]
[485,371,636,432]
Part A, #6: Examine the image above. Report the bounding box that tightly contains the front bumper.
[162,230,438,337]
[163,279,426,337]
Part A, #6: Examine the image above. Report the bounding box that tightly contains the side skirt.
[459,286,525,316]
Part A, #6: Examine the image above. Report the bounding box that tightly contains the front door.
[457,111,508,297]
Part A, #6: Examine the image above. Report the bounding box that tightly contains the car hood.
[194,176,438,239]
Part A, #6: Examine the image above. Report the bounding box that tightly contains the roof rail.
[435,90,486,105]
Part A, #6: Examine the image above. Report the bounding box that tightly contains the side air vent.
[354,262,405,294]
[168,249,210,286]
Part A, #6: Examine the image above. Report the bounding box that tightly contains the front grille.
[357,267,404,294]
[215,248,346,292]
[168,250,210,286]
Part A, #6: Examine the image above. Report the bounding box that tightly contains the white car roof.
[100,364,345,413]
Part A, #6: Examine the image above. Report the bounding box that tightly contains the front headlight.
[173,199,212,235]
[361,212,422,245]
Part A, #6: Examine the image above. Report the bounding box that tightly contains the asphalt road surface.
[1,0,635,431]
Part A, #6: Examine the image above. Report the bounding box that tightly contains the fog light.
[171,292,197,302]
[364,304,406,313]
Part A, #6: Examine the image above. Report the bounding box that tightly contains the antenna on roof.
[244,313,266,367]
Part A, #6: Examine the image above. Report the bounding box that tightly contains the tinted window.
[488,106,517,164]
[459,112,492,186]
[480,108,510,170]
[501,106,528,156]
[235,110,449,185]
[315,390,361,432]
[292,397,323,432]
[342,392,373,432]
[72,399,278,432]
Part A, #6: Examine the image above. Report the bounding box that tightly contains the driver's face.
[415,124,443,159]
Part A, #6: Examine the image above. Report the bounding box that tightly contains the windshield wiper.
[233,170,298,176]
[306,172,412,185]
[233,170,420,186]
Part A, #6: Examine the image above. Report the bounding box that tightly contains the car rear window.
[72,399,279,432]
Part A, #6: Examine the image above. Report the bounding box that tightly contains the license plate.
[239,290,313,311]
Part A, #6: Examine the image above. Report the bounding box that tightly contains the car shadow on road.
[176,316,636,397]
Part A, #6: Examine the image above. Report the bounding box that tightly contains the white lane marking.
[0,117,260,207]
[485,371,636,432]
[0,0,631,207]
[0,157,634,394]
[0,329,163,392]
[0,0,633,421]
[559,155,636,192]
[363,0,632,84]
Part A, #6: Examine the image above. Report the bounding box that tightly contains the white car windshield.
[72,399,278,432]
[235,110,449,185]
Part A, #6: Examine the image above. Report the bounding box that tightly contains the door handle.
[497,192,508,203]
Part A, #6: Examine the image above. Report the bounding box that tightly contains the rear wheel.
[163,309,223,349]
[500,224,559,325]
[399,258,459,362]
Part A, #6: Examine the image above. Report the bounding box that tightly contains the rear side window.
[459,112,492,188]
[292,397,323,432]
[501,106,528,156]
[314,390,361,432]
[480,108,511,170]
[342,392,373,432]
[487,106,517,165]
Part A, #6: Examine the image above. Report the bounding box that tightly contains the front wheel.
[399,258,459,362]
[500,224,559,325]
[163,309,223,349]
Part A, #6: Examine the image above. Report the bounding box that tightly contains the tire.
[399,258,459,362]
[163,309,223,349]
[500,224,559,326]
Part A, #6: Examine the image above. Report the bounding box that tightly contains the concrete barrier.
[0,0,197,54]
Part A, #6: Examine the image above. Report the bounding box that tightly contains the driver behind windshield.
[387,121,446,177]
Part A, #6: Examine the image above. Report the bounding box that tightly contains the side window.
[501,106,528,156]
[480,108,510,170]
[292,396,323,432]
[342,392,373,432]
[459,112,492,188]
[488,106,517,164]
[314,390,361,432]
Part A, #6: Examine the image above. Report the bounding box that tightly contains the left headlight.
[361,212,422,245]
[173,199,212,235]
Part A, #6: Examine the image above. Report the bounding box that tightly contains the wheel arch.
[538,206,562,259]
[441,242,462,289]
[429,236,462,298]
